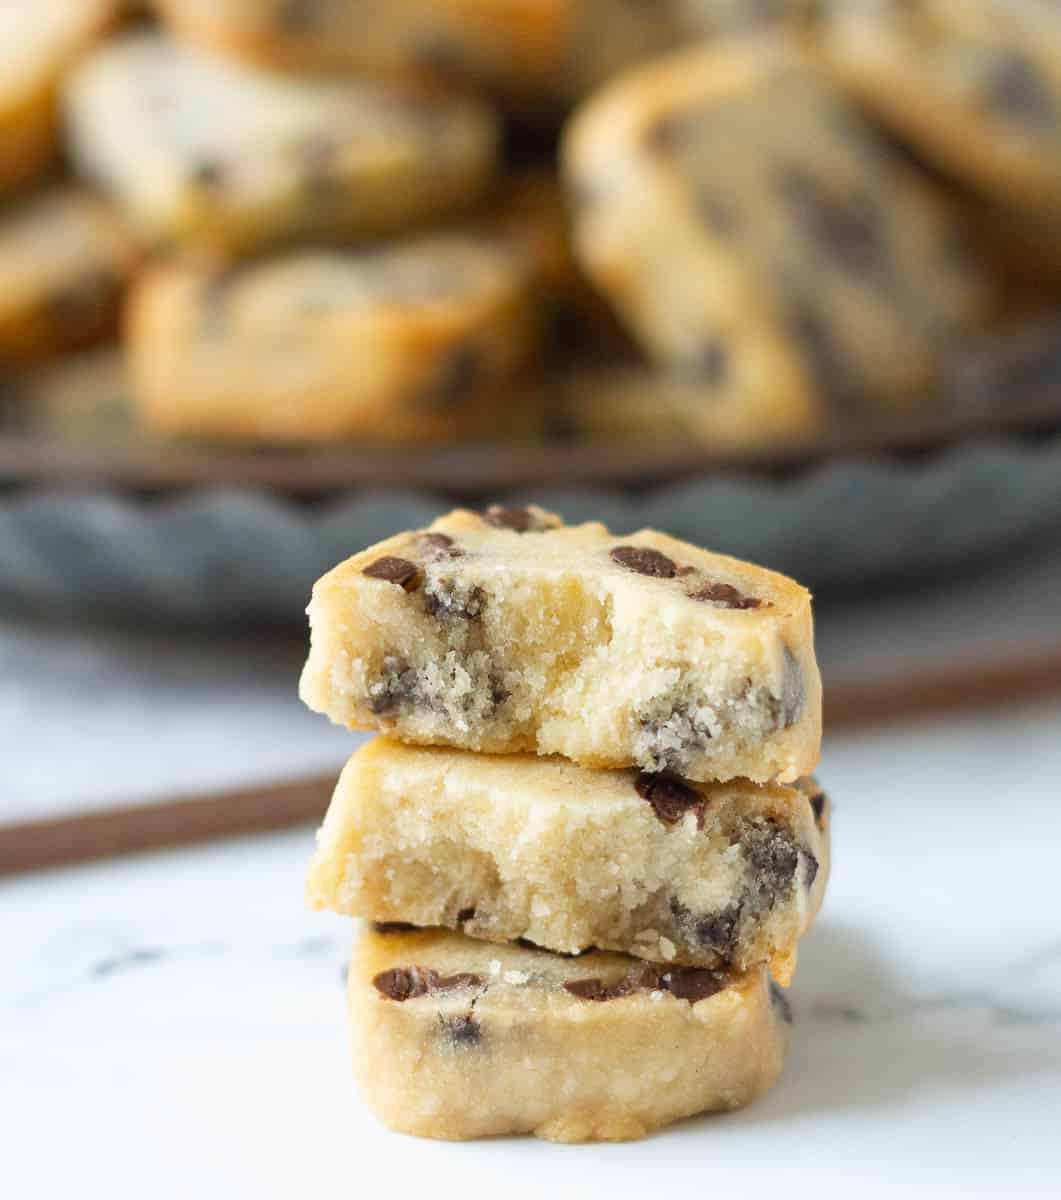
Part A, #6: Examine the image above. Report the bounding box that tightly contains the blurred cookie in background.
[530,360,824,450]
[563,40,990,419]
[63,32,500,257]
[126,232,543,443]
[819,0,1061,211]
[0,1,120,196]
[0,347,131,437]
[0,188,140,364]
[154,0,691,112]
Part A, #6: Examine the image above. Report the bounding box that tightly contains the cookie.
[349,924,790,1141]
[0,188,139,364]
[126,233,542,443]
[299,507,821,783]
[0,1,119,196]
[63,31,500,255]
[154,0,690,110]
[563,40,990,414]
[309,738,830,981]
[820,0,1061,210]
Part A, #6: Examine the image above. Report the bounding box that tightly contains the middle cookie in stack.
[301,505,829,1141]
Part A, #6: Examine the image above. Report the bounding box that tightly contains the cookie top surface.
[328,504,811,621]
[0,0,116,100]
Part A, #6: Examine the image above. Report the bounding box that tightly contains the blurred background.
[4,4,1061,1192]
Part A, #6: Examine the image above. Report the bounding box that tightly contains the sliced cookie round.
[350,924,790,1142]
[63,31,500,255]
[563,40,990,414]
[0,188,139,364]
[0,1,119,195]
[819,0,1061,210]
[126,232,542,443]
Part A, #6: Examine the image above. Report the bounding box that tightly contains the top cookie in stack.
[300,504,821,784]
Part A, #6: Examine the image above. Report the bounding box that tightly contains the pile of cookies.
[299,504,830,1141]
[4,2,1061,450]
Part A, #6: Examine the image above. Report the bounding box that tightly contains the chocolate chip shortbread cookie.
[155,0,690,110]
[309,739,830,980]
[0,1,118,195]
[127,233,541,443]
[0,188,139,364]
[350,924,790,1141]
[820,0,1061,210]
[563,40,989,413]
[300,507,821,782]
[64,32,499,255]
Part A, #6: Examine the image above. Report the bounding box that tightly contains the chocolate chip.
[803,849,820,890]
[741,818,801,898]
[807,786,827,826]
[362,556,421,591]
[191,160,225,189]
[694,189,740,238]
[276,0,321,29]
[483,505,535,532]
[417,343,481,411]
[371,921,416,934]
[769,979,793,1025]
[685,339,729,385]
[662,967,725,1004]
[777,165,887,277]
[456,907,476,925]
[679,898,743,960]
[565,963,724,1004]
[423,578,484,621]
[367,656,417,715]
[775,645,805,729]
[983,51,1057,132]
[372,966,482,1002]
[442,1013,482,1047]
[689,581,761,610]
[789,300,853,407]
[420,531,463,558]
[610,545,678,578]
[634,772,706,826]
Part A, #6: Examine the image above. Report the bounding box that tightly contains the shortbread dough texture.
[64,32,498,255]
[300,506,821,783]
[349,924,790,1141]
[309,739,830,981]
[126,234,540,443]
[563,40,989,413]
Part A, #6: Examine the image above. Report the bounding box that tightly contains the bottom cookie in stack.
[350,923,791,1143]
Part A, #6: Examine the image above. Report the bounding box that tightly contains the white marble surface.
[5,699,1061,1198]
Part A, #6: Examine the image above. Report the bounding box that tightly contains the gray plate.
[2,433,1061,625]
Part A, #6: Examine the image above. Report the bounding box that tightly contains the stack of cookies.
[299,505,830,1142]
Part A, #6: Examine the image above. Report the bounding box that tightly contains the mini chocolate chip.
[689,581,761,610]
[777,645,805,729]
[362,556,421,591]
[691,902,743,960]
[742,818,801,897]
[420,531,463,558]
[808,787,827,825]
[372,966,482,1001]
[789,300,853,408]
[372,921,416,934]
[983,51,1057,131]
[610,545,678,578]
[803,849,820,889]
[423,578,484,621]
[483,504,535,532]
[635,772,706,826]
[694,189,741,237]
[777,165,887,277]
[685,339,729,385]
[662,967,725,1004]
[564,977,610,1001]
[456,907,476,924]
[191,160,225,189]
[368,657,417,715]
[442,1013,482,1047]
[769,979,793,1024]
[417,343,481,411]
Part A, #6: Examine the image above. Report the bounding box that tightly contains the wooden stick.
[3,647,1061,876]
